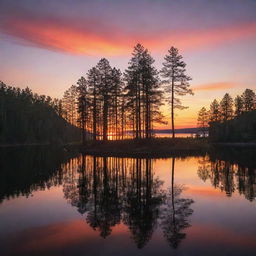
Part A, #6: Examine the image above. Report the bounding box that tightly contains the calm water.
[0,147,255,256]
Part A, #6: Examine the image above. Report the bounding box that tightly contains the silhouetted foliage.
[220,93,233,121]
[242,89,255,112]
[197,107,209,137]
[209,99,220,122]
[209,110,256,142]
[234,95,243,116]
[60,44,192,142]
[0,81,80,144]
[160,47,193,138]
[124,44,164,139]
[202,88,256,142]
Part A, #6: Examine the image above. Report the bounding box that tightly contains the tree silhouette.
[87,67,100,141]
[242,88,255,112]
[160,47,193,138]
[234,95,243,116]
[197,107,209,137]
[62,84,78,126]
[0,81,79,144]
[209,99,220,122]
[124,44,164,139]
[220,93,233,121]
[208,89,256,142]
[77,77,90,144]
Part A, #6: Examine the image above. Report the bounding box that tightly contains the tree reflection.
[160,158,194,249]
[2,147,255,250]
[62,155,194,249]
[123,158,164,248]
[197,154,256,201]
[0,146,78,203]
[86,157,121,238]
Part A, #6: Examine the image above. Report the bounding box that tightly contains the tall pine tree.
[160,47,193,138]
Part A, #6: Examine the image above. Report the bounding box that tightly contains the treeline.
[197,89,256,141]
[62,44,193,142]
[0,81,80,144]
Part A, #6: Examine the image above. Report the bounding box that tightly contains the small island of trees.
[61,44,193,144]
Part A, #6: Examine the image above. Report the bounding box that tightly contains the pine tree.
[77,76,89,145]
[209,99,220,122]
[96,58,113,141]
[234,95,243,116]
[62,85,78,125]
[111,67,123,140]
[124,44,163,139]
[124,44,144,139]
[87,67,100,141]
[220,93,233,121]
[160,47,193,138]
[242,89,255,112]
[197,107,209,137]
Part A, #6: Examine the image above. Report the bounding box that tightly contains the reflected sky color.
[0,0,256,128]
[0,153,255,256]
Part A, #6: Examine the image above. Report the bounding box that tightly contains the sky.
[0,0,256,128]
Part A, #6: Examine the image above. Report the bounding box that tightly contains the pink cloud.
[1,14,256,55]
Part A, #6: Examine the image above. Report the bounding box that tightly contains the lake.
[0,147,255,256]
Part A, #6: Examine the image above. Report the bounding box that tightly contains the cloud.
[192,82,237,92]
[1,5,256,56]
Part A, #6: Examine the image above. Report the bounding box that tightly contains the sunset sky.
[1,0,256,128]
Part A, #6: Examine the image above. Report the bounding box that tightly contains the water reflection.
[197,149,256,201]
[160,158,194,249]
[62,156,194,248]
[0,147,255,255]
[0,146,78,203]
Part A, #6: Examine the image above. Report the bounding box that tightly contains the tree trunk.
[171,78,175,138]
[103,96,108,141]
[93,92,97,141]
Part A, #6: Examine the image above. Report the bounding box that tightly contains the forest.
[197,88,256,142]
[0,81,80,144]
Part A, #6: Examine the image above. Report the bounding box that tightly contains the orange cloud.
[193,82,237,91]
[1,18,130,56]
[1,14,256,55]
